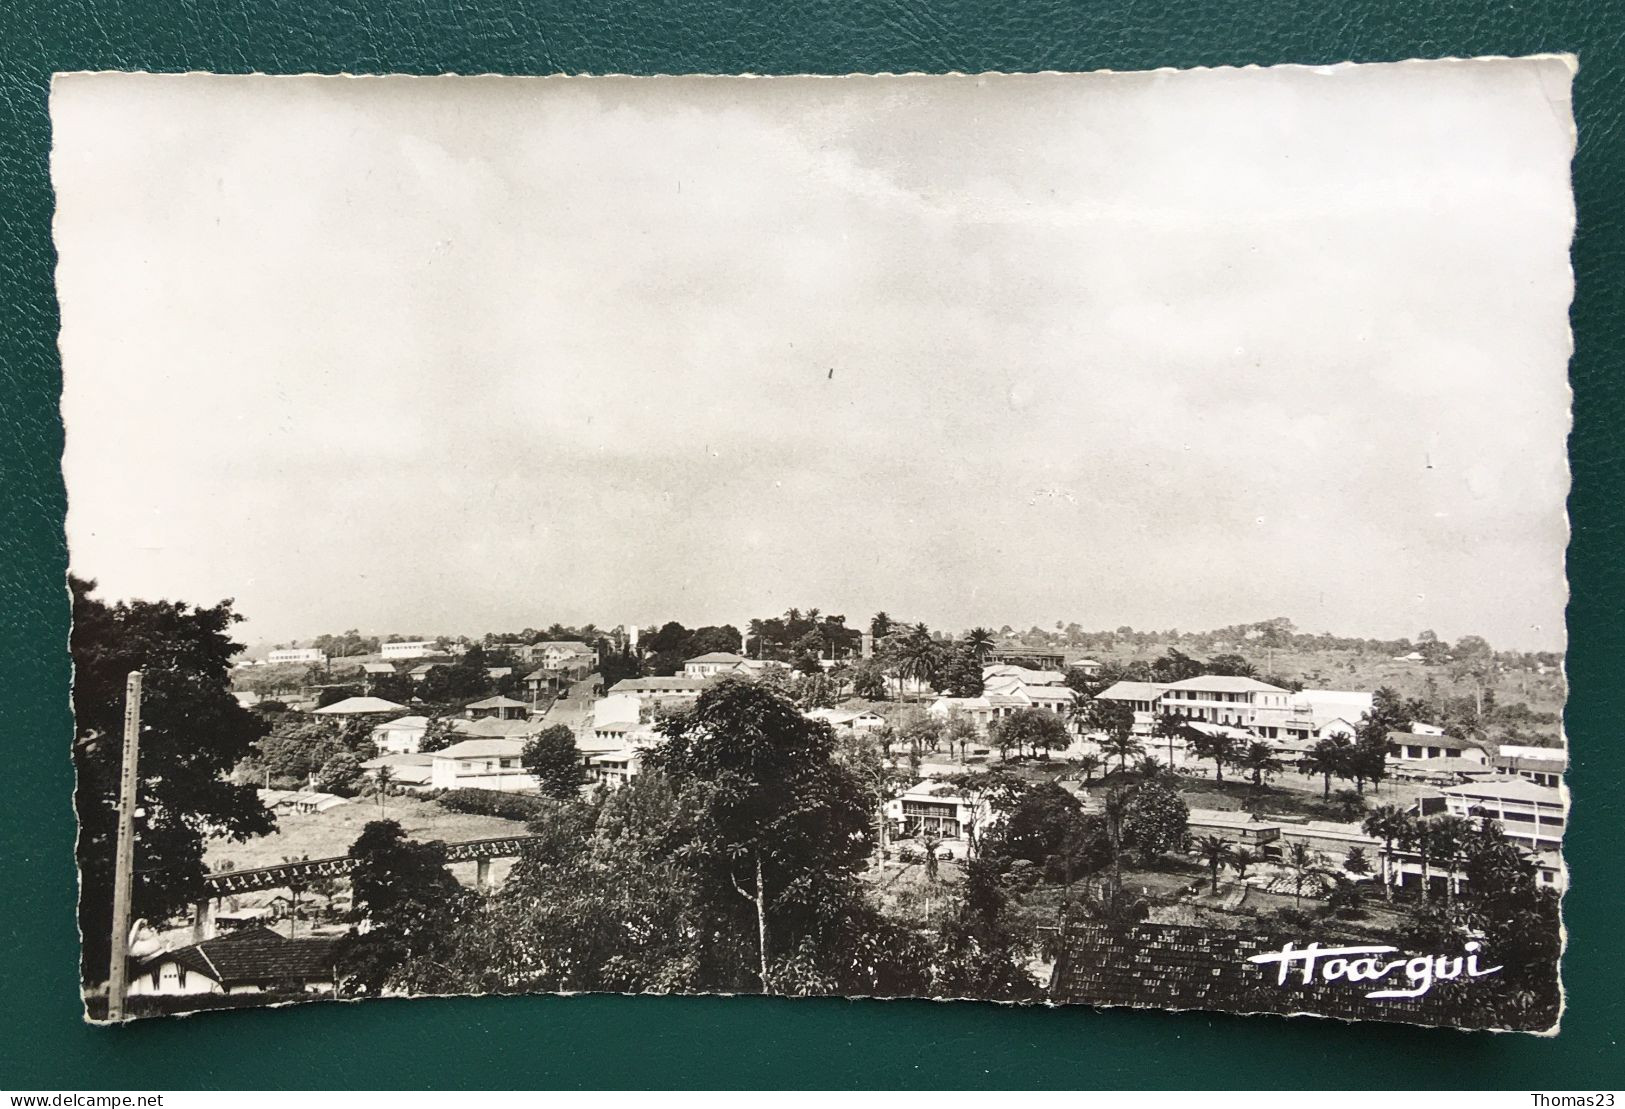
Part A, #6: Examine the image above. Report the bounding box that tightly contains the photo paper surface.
[53,60,1573,1031]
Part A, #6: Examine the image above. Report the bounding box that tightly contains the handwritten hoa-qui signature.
[1247,940,1501,999]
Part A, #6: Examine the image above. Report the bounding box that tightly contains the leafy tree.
[521,724,587,800]
[418,715,457,754]
[644,678,874,992]
[367,672,414,704]
[850,659,889,701]
[417,660,492,704]
[336,820,469,995]
[1205,653,1258,678]
[70,577,275,983]
[991,707,1070,760]
[1344,846,1372,876]
[315,684,361,709]
[1121,780,1189,863]
[986,782,1082,866]
[1148,649,1204,683]
[317,750,366,794]
[941,710,979,763]
[939,645,985,697]
[1196,834,1235,893]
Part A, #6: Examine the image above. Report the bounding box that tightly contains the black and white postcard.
[53,59,1573,1031]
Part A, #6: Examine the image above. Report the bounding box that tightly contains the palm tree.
[1099,731,1143,774]
[1075,751,1104,783]
[1361,803,1410,902]
[1151,712,1184,768]
[1285,842,1324,905]
[1135,754,1170,781]
[870,611,894,640]
[1407,814,1435,903]
[1102,787,1131,893]
[1231,847,1256,883]
[1234,741,1284,791]
[1430,814,1473,906]
[1197,835,1235,894]
[374,764,394,816]
[896,624,941,696]
[964,627,996,664]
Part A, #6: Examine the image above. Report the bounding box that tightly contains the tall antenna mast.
[106,671,143,1023]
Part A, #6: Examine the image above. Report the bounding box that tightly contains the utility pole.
[106,670,142,1023]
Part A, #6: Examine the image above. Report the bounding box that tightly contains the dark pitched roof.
[1048,921,1487,1030]
[141,926,338,986]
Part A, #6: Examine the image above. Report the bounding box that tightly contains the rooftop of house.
[1387,730,1496,751]
[361,752,435,769]
[372,714,431,731]
[464,695,529,709]
[1441,776,1565,803]
[687,652,747,664]
[1095,680,1168,702]
[610,676,713,693]
[452,716,539,739]
[1392,756,1497,773]
[312,696,409,715]
[1162,675,1290,694]
[433,738,528,760]
[140,925,338,985]
[1187,808,1272,830]
[1498,744,1568,766]
[537,640,594,653]
[361,662,397,674]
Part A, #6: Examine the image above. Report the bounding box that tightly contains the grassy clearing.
[205,794,526,872]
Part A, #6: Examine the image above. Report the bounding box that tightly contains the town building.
[311,695,408,717]
[684,652,751,678]
[450,716,540,740]
[1156,676,1294,735]
[256,789,349,814]
[127,926,338,999]
[360,752,434,791]
[985,647,1066,670]
[381,640,437,659]
[1090,680,1169,736]
[607,676,713,705]
[1186,808,1282,853]
[267,648,326,665]
[804,707,887,732]
[1495,744,1567,788]
[884,779,993,845]
[370,714,431,754]
[429,738,537,791]
[463,695,530,721]
[1387,730,1491,763]
[587,748,643,789]
[1439,777,1566,856]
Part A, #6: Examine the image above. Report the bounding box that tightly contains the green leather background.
[2,0,1620,1089]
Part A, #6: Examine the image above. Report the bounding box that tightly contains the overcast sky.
[53,61,1575,650]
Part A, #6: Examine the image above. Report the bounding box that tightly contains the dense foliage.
[71,576,275,982]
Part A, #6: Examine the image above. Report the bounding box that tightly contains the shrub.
[435,788,551,822]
